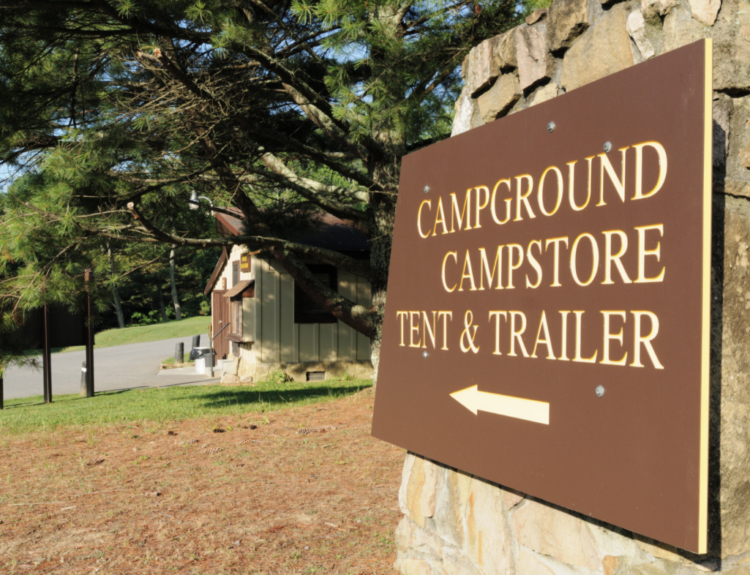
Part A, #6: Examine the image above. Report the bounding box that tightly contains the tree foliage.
[0,0,524,368]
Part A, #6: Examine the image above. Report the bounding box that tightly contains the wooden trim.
[204,246,228,296]
[226,333,251,343]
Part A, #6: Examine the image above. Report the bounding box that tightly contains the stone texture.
[394,557,444,575]
[466,38,500,96]
[451,90,476,137]
[511,500,600,570]
[662,3,706,53]
[712,0,750,95]
[462,478,514,575]
[502,488,524,510]
[560,3,633,92]
[725,178,750,198]
[476,73,521,122]
[714,94,732,172]
[526,8,549,25]
[641,0,676,19]
[516,546,560,575]
[395,516,444,560]
[529,82,559,107]
[726,97,750,186]
[547,0,589,53]
[494,30,517,71]
[627,10,655,61]
[402,454,426,526]
[442,549,484,575]
[718,196,750,557]
[221,373,240,384]
[516,23,552,91]
[434,465,471,549]
[421,459,438,518]
[688,0,721,25]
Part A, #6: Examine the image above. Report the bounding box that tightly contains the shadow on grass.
[183,383,372,409]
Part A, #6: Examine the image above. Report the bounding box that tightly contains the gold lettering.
[630,311,664,369]
[597,147,629,206]
[441,251,458,292]
[526,240,542,289]
[602,230,632,284]
[559,311,570,361]
[514,175,536,221]
[409,311,421,348]
[450,190,472,232]
[459,250,477,291]
[506,244,524,289]
[633,141,667,200]
[438,311,453,350]
[396,311,408,347]
[433,197,448,235]
[422,311,437,349]
[538,166,564,217]
[573,310,598,363]
[545,237,569,287]
[489,311,508,355]
[531,311,555,359]
[635,224,665,283]
[508,311,529,357]
[491,179,512,225]
[568,157,594,211]
[601,311,627,365]
[474,186,490,228]
[570,233,599,287]
[478,246,503,290]
[417,200,432,238]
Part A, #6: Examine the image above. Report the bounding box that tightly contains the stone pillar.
[394,0,750,572]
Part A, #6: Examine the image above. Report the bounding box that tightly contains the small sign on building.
[373,40,713,553]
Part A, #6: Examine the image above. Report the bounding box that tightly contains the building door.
[211,290,230,360]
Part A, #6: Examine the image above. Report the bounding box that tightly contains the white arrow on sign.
[450,385,550,425]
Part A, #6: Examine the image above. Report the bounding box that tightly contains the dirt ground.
[0,388,406,574]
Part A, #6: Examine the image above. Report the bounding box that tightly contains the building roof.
[205,210,370,296]
[214,210,370,252]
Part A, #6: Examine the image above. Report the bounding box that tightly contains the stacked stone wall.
[394,0,750,572]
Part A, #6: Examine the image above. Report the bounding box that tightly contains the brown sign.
[372,40,712,553]
[241,254,252,272]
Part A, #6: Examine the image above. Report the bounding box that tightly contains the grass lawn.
[0,378,372,434]
[0,387,403,575]
[35,316,210,354]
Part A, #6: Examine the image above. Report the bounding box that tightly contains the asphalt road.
[3,333,219,400]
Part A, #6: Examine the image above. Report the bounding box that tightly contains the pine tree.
[0,0,525,376]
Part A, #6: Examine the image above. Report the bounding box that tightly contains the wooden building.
[204,211,373,382]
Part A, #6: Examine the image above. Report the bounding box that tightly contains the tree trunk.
[169,244,182,321]
[158,287,168,322]
[111,285,125,328]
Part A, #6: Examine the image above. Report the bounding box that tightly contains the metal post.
[85,270,95,397]
[175,342,184,364]
[80,361,87,397]
[192,335,200,350]
[43,303,52,403]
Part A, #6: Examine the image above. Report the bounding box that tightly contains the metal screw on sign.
[595,385,605,397]
[422,351,429,358]
[603,141,612,153]
[547,121,555,133]
[424,185,430,194]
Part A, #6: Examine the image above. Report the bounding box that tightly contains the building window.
[294,265,337,324]
[230,299,242,336]
[232,261,240,286]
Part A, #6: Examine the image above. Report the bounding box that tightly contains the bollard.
[192,335,200,349]
[0,377,3,410]
[175,342,184,364]
[80,361,88,397]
